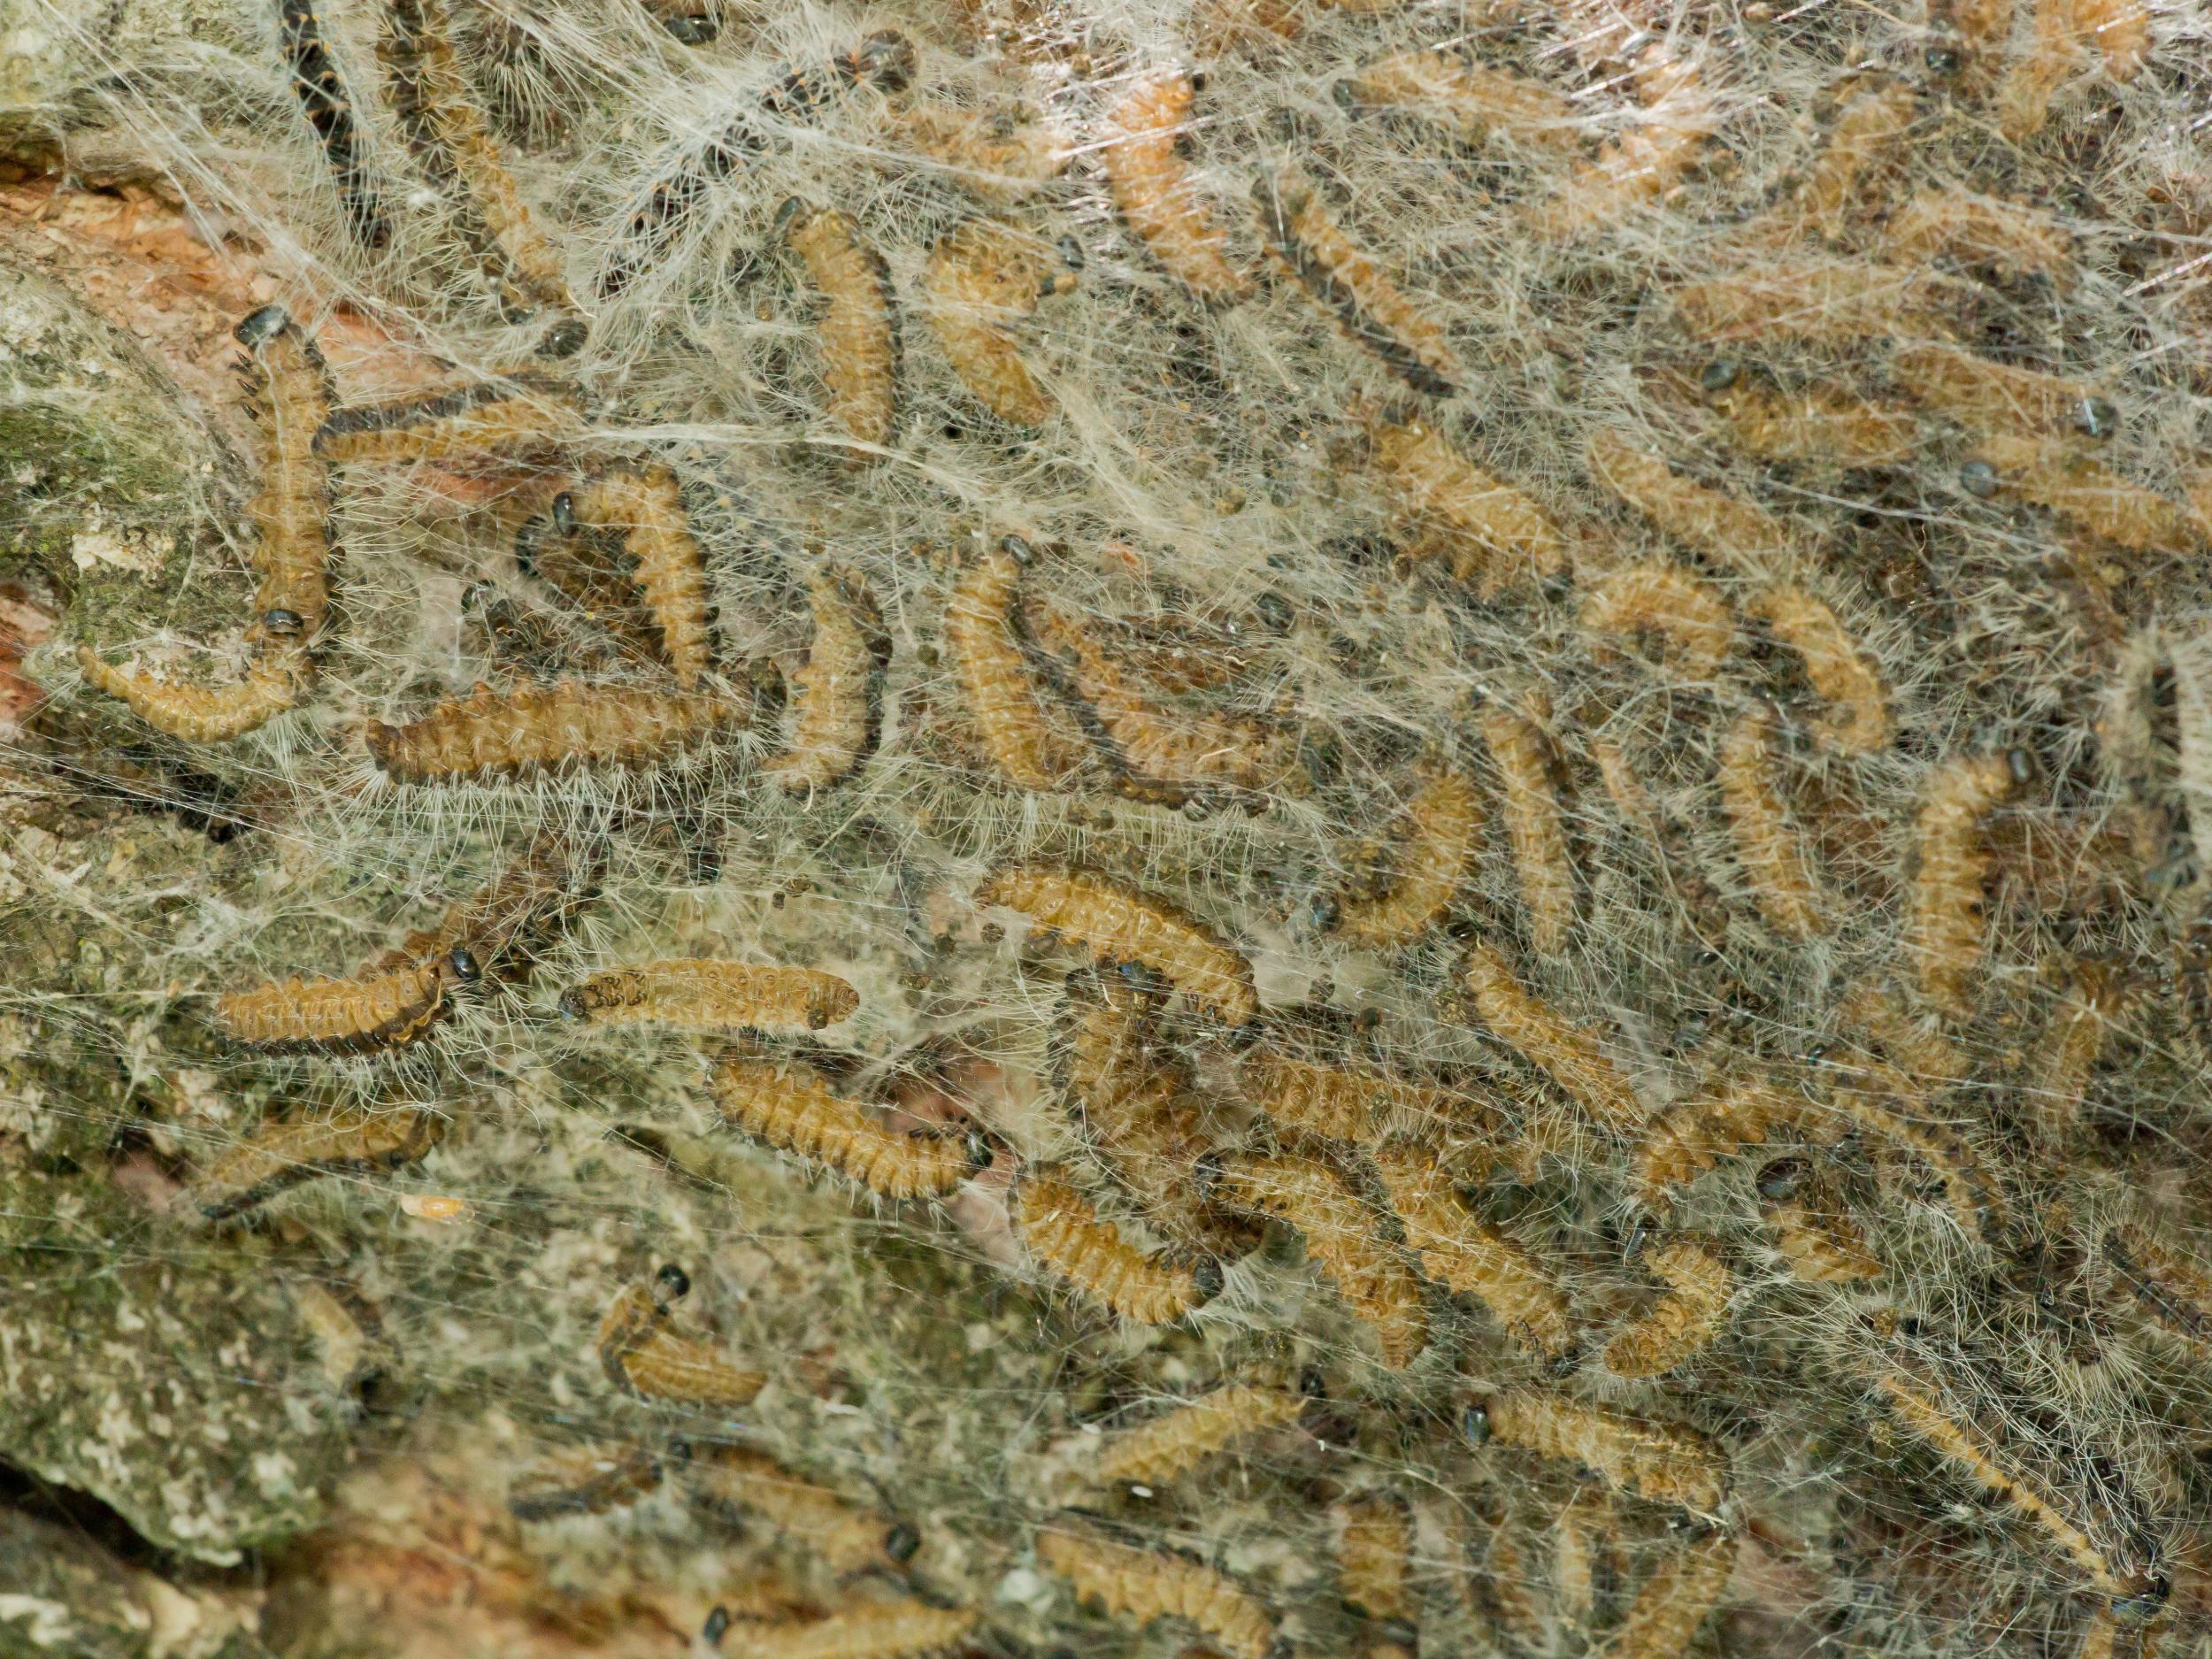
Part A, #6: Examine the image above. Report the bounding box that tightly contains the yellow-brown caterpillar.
[1603,1235,1734,1378]
[1253,171,1459,397]
[1578,564,1735,680]
[703,1602,976,1659]
[779,201,902,457]
[560,960,856,1033]
[1696,365,1916,468]
[1470,1389,1728,1517]
[1609,1530,1737,1659]
[312,375,585,464]
[688,1443,921,1572]
[1717,707,1828,941]
[1239,1055,1502,1148]
[890,104,1065,200]
[1756,1157,1884,1283]
[214,962,449,1055]
[767,566,892,795]
[371,833,595,987]
[596,1268,766,1409]
[1089,1382,1310,1487]
[1367,415,1569,599]
[1335,1497,1415,1623]
[365,680,747,782]
[1328,761,1482,948]
[1551,1493,1612,1626]
[563,467,714,687]
[710,1053,986,1200]
[76,644,311,745]
[1037,1527,1278,1659]
[507,1443,666,1522]
[280,0,386,248]
[1525,49,1717,242]
[943,537,1082,791]
[1630,1073,1820,1214]
[1333,44,1578,150]
[1479,702,1577,956]
[1744,587,1893,754]
[193,1105,443,1220]
[1585,429,1793,581]
[235,305,339,646]
[1463,943,1646,1133]
[1747,76,1917,243]
[923,218,1078,426]
[978,864,1256,1026]
[1968,434,2200,555]
[1100,71,1249,305]
[1895,342,2114,444]
[1819,1049,2008,1241]
[1907,750,2024,1020]
[1210,1149,1430,1368]
[2102,1222,2212,1354]
[2023,956,2128,1144]
[1370,1142,1575,1363]
[1881,187,2072,281]
[1671,259,1947,343]
[1994,0,2152,141]
[1014,1164,1219,1325]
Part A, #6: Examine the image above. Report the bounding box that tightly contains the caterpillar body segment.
[1099,71,1250,304]
[235,306,339,647]
[508,1444,665,1522]
[766,565,892,795]
[1525,48,1717,242]
[2103,1224,2212,1352]
[923,219,1077,426]
[1603,1235,1734,1377]
[1578,564,1734,680]
[1463,944,1645,1133]
[77,644,310,744]
[1882,187,2072,280]
[780,202,902,457]
[890,104,1065,200]
[711,1054,983,1200]
[1253,171,1459,397]
[703,1603,975,1659]
[1336,1497,1415,1622]
[688,1444,919,1574]
[560,961,857,1033]
[1672,260,1947,342]
[1630,1073,1822,1214]
[1239,1055,1506,1148]
[1479,703,1576,956]
[1586,430,1792,581]
[1756,1158,1884,1283]
[1970,434,2200,555]
[215,962,449,1055]
[1472,1389,1728,1516]
[279,0,386,247]
[1699,370,1916,468]
[1819,1050,2008,1240]
[1908,752,2022,1020]
[595,1279,765,1409]
[1329,761,1482,948]
[1369,1143,1574,1363]
[1894,342,2114,444]
[978,864,1256,1026]
[1752,76,1917,242]
[1014,1164,1217,1325]
[312,374,585,463]
[1717,708,1828,941]
[1994,0,2149,141]
[1744,587,1892,754]
[1090,1382,1309,1486]
[1611,1530,1737,1659]
[1333,45,1578,150]
[944,539,1083,791]
[193,1105,443,1220]
[364,680,747,781]
[1368,416,1568,599]
[565,467,714,687]
[1037,1528,1278,1659]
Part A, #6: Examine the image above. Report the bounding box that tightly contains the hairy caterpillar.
[596,1271,766,1409]
[1551,1493,1612,1626]
[1630,1074,1819,1214]
[1585,429,1793,581]
[511,510,667,667]
[978,864,1257,1026]
[560,960,857,1033]
[779,202,902,458]
[1744,587,1893,754]
[379,0,573,321]
[1099,71,1250,305]
[1908,751,2024,1020]
[1210,1149,1430,1369]
[1717,708,1828,941]
[1366,416,1569,599]
[1671,260,1946,342]
[889,104,1065,200]
[711,1053,987,1200]
[1332,44,1577,150]
[1014,1164,1220,1325]
[1881,187,2071,280]
[1239,1055,1503,1148]
[1968,434,2200,555]
[1469,1389,1728,1517]
[1817,1048,2007,1240]
[193,1104,443,1220]
[1578,564,1735,680]
[1995,0,2151,141]
[1479,702,1577,955]
[507,1443,667,1522]
[1894,342,2115,443]
[1037,1527,1279,1659]
[689,1443,920,1571]
[943,537,1082,791]
[1369,1143,1575,1363]
[703,1602,976,1659]
[1463,943,1646,1133]
[365,680,748,781]
[1327,761,1482,948]
[1336,1497,1415,1623]
[1089,1382,1310,1487]
[1756,1157,1884,1283]
[1590,738,1731,937]
[1609,1530,1737,1659]
[765,565,891,795]
[76,643,310,745]
[923,219,1079,426]
[372,833,595,987]
[1747,76,1917,242]
[1464,1517,1548,1652]
[1603,1235,1734,1377]
[215,961,449,1055]
[2102,1223,2212,1354]
[563,467,714,687]
[1838,977,1965,1093]
[1525,49,1716,242]
[279,0,386,248]
[2023,956,2128,1144]
[1253,171,1459,397]
[1696,364,1916,468]
[235,305,338,649]
[312,375,585,464]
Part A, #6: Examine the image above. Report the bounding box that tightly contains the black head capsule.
[1958,460,2000,499]
[2073,396,2118,440]
[2005,746,2038,787]
[701,1606,731,1647]
[557,986,591,1021]
[1330,80,1363,116]
[1191,1258,1226,1301]
[964,1129,998,1171]
[445,946,482,986]
[773,195,808,237]
[1296,1365,1328,1399]
[1055,234,1085,275]
[1618,1211,1654,1263]
[884,1521,923,1563]
[856,28,917,91]
[551,492,579,536]
[661,11,718,43]
[234,304,290,349]
[535,317,589,360]
[1756,1156,1809,1202]
[1699,357,1740,393]
[1000,533,1033,565]
[260,607,304,638]
[654,1261,692,1304]
[1307,893,1342,934]
[1461,1401,1492,1448]
[1923,41,1962,73]
[1256,590,1294,634]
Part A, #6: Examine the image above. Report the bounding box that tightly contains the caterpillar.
[1585,429,1793,582]
[1609,1530,1737,1659]
[1717,707,1828,941]
[1671,259,1947,342]
[291,1279,374,1394]
[1838,977,1965,1093]
[76,643,311,745]
[1089,1382,1310,1487]
[563,467,714,687]
[1756,1157,1884,1283]
[1629,1073,1821,1214]
[1014,1164,1220,1325]
[779,202,901,459]
[2023,956,2128,1144]
[512,509,666,666]
[1369,1142,1575,1363]
[1578,564,1735,680]
[193,1104,443,1220]
[1818,1048,2008,1241]
[889,104,1065,200]
[2077,1602,2171,1659]
[711,1053,984,1200]
[278,0,386,248]
[1695,363,1916,468]
[596,1271,766,1410]
[1881,187,2071,281]
[1037,1527,1279,1659]
[1603,1235,1735,1378]
[1967,434,2200,555]
[943,536,1082,791]
[1478,702,1577,956]
[508,1443,667,1522]
[214,961,450,1055]
[1894,342,2116,443]
[1590,738,1731,937]
[560,961,857,1033]
[2101,1223,2212,1354]
[977,864,1257,1026]
[1747,75,1917,243]
[234,305,338,649]
[1907,750,2024,1020]
[1332,44,1578,150]
[377,0,573,321]
[923,218,1079,426]
[1365,415,1569,599]
[372,834,596,988]
[1102,610,1268,693]
[1239,1055,1504,1148]
[1252,171,1459,397]
[688,1443,920,1571]
[1099,71,1249,305]
[1463,943,1646,1133]
[598,30,916,297]
[1336,1497,1415,1623]
[703,1603,976,1659]
[312,375,585,464]
[1995,0,2151,141]
[764,565,892,795]
[364,680,748,782]
[1744,587,1893,754]
[1209,1149,1430,1369]
[1525,48,1716,242]
[1551,1493,1612,1626]
[1328,761,1482,948]
[1468,1389,1728,1517]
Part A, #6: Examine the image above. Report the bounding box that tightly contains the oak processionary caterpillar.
[1756,1157,1885,1283]
[564,467,715,687]
[1717,707,1828,941]
[923,218,1079,426]
[1698,364,1916,469]
[944,536,1080,791]
[279,0,386,248]
[1631,1073,1816,1214]
[77,645,311,746]
[1334,1496,1415,1623]
[1366,415,1568,599]
[780,201,902,459]
[1470,1389,1729,1517]
[236,304,341,648]
[1609,1530,1737,1659]
[1586,428,1792,581]
[688,1443,922,1573]
[703,1602,977,1659]
[1099,70,1250,306]
[559,960,858,1033]
[1463,943,1645,1132]
[507,1443,668,1522]
[766,565,892,794]
[365,680,748,781]
[1479,701,1577,955]
[1037,1526,1279,1659]
[193,1105,443,1220]
[710,1052,987,1200]
[1333,44,1578,151]
[215,961,450,1055]
[312,375,586,464]
[1603,1235,1735,1377]
[1014,1164,1220,1325]
[1744,587,1893,754]
[1088,1381,1310,1487]
[596,1269,766,1409]
[1578,563,1735,680]
[1328,760,1481,947]
[1908,751,2023,1020]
